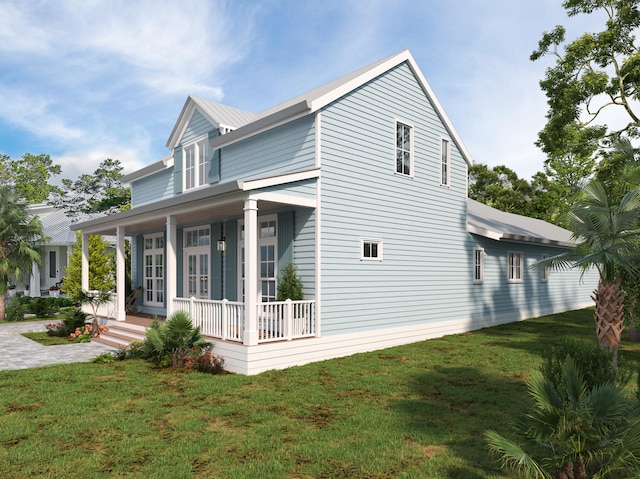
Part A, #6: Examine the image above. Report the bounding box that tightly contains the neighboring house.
[72,50,597,374]
[14,205,75,297]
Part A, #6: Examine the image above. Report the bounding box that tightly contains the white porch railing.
[173,298,245,342]
[172,298,316,344]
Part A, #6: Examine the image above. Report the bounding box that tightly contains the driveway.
[0,321,116,371]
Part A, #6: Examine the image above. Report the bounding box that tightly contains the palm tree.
[536,180,640,369]
[74,289,113,337]
[0,187,43,321]
[485,358,640,478]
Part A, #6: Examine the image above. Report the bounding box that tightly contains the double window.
[184,138,209,191]
[395,121,413,176]
[508,251,523,282]
[361,238,383,261]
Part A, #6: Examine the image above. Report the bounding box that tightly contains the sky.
[0,0,606,184]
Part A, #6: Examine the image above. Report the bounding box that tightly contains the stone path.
[0,320,116,371]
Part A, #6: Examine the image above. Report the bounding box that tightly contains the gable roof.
[166,95,256,150]
[467,198,575,247]
[209,49,473,167]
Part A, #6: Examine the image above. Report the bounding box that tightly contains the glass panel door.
[185,250,209,299]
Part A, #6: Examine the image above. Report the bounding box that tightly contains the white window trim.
[183,225,211,300]
[394,120,414,177]
[361,238,383,261]
[508,251,523,283]
[238,214,278,302]
[541,253,549,282]
[183,135,209,192]
[473,247,484,283]
[440,137,451,187]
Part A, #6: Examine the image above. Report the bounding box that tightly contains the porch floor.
[122,312,165,328]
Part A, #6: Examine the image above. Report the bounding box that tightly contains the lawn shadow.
[391,365,529,479]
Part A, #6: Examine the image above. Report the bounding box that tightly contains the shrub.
[62,308,89,333]
[186,346,225,374]
[5,295,24,322]
[541,338,632,393]
[46,322,67,337]
[277,262,304,301]
[143,312,208,367]
[29,297,55,318]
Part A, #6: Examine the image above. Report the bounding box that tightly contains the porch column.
[243,198,259,345]
[166,215,177,316]
[29,261,40,297]
[115,226,126,321]
[81,233,89,292]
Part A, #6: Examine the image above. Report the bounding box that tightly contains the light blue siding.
[259,178,317,201]
[222,116,315,182]
[318,62,594,336]
[292,208,315,299]
[131,168,174,207]
[181,110,212,145]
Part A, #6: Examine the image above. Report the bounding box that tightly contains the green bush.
[541,338,632,393]
[46,308,88,337]
[29,297,55,318]
[143,312,208,367]
[277,262,304,301]
[5,296,24,322]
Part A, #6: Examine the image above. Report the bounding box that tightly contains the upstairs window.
[395,121,413,176]
[441,138,450,186]
[184,138,209,191]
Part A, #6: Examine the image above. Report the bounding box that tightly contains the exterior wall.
[467,235,597,325]
[131,168,174,208]
[319,62,471,335]
[222,116,316,182]
[292,207,316,299]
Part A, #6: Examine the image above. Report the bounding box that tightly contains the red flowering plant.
[185,347,225,374]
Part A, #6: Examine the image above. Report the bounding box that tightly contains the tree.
[468,164,534,216]
[62,232,115,299]
[531,0,640,159]
[50,158,131,218]
[75,290,112,337]
[536,180,640,369]
[0,187,44,320]
[0,153,61,204]
[485,358,640,479]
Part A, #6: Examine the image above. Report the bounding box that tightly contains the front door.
[183,227,210,300]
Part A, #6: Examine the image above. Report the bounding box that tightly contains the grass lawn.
[1,308,638,479]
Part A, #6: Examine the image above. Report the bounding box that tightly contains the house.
[71,50,597,374]
[13,204,75,297]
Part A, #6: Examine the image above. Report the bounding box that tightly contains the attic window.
[395,121,413,176]
[184,137,209,191]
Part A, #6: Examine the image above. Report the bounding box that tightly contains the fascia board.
[238,168,320,191]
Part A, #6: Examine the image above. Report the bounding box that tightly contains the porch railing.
[172,298,316,344]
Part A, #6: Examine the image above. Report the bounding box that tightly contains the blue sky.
[0,0,603,183]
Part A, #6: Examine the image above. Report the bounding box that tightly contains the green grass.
[0,308,638,479]
[20,332,78,346]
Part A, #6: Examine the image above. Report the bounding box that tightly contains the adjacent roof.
[36,206,77,245]
[467,198,575,247]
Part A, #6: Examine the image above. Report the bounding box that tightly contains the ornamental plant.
[5,295,24,322]
[277,262,303,301]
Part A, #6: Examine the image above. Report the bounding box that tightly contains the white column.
[115,226,126,321]
[243,198,259,345]
[166,215,177,317]
[81,233,89,292]
[29,261,40,297]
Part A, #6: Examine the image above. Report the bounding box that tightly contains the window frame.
[473,247,484,283]
[440,137,450,186]
[540,253,549,282]
[361,238,383,261]
[143,232,165,307]
[395,120,414,177]
[183,136,209,191]
[238,214,279,302]
[507,251,524,283]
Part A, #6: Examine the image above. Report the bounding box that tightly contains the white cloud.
[0,1,50,53]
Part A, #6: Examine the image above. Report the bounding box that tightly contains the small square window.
[361,238,383,261]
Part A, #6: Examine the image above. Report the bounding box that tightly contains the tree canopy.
[0,153,61,204]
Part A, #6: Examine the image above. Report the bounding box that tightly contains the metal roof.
[467,198,575,247]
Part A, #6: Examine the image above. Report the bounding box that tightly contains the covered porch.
[72,169,320,347]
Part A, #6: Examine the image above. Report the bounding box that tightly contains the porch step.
[92,320,148,350]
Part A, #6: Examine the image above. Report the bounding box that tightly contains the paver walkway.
[0,320,116,371]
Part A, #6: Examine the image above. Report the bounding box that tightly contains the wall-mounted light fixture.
[216,236,226,252]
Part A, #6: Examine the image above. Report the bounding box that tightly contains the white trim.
[508,251,524,283]
[360,238,383,261]
[182,135,209,192]
[473,247,484,284]
[440,137,451,187]
[212,301,594,375]
[182,226,212,300]
[467,224,503,241]
[394,119,414,177]
[143,232,166,308]
[238,213,279,304]
[239,168,321,191]
[315,111,322,168]
[250,192,316,208]
[541,253,549,282]
[315,176,322,337]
